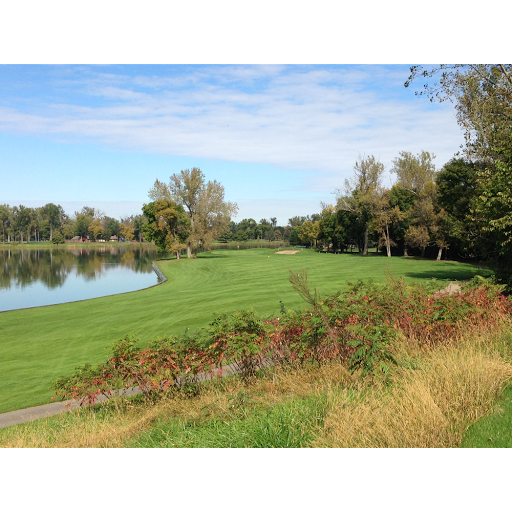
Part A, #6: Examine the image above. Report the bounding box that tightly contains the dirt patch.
[275,250,300,255]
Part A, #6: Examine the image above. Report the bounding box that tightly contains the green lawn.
[461,384,512,448]
[0,249,491,414]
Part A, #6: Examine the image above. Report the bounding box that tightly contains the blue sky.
[0,64,464,225]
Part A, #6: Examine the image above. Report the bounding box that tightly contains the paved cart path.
[0,362,242,429]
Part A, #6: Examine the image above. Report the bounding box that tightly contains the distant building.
[110,235,118,242]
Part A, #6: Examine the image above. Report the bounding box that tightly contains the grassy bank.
[2,323,511,448]
[0,249,491,413]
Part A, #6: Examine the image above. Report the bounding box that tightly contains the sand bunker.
[275,250,299,255]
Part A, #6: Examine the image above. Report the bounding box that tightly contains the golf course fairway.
[0,248,491,414]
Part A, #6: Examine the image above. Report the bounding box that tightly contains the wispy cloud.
[0,65,464,187]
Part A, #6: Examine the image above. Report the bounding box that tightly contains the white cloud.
[0,65,464,189]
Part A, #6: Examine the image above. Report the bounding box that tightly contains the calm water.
[0,245,164,312]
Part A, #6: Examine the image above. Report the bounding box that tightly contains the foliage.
[391,150,436,194]
[142,200,189,257]
[435,158,483,258]
[405,64,512,163]
[149,168,238,258]
[407,65,512,284]
[51,230,65,244]
[298,220,320,247]
[52,268,511,406]
[336,154,385,255]
[472,139,512,289]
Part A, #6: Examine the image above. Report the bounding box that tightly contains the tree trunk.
[385,223,391,257]
[404,246,408,257]
[176,250,181,260]
[187,240,192,259]
[50,225,53,241]
[436,247,443,261]
[421,246,426,258]
[363,226,369,255]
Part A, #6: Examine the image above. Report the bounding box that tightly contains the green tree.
[0,204,10,243]
[371,189,406,257]
[405,65,512,163]
[435,158,483,259]
[132,214,146,242]
[472,139,512,287]
[119,222,135,241]
[51,230,65,244]
[336,154,384,255]
[74,214,93,238]
[299,220,321,248]
[289,226,301,245]
[407,65,512,283]
[42,203,65,241]
[142,200,190,258]
[12,205,32,243]
[88,218,104,241]
[388,185,416,256]
[288,215,310,227]
[390,151,436,195]
[391,151,438,257]
[149,168,238,258]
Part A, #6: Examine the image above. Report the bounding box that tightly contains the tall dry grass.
[313,330,512,448]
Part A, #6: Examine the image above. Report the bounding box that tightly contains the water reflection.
[0,245,158,290]
[0,245,164,311]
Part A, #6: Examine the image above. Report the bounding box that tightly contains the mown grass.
[2,323,511,448]
[460,384,512,448]
[0,249,491,414]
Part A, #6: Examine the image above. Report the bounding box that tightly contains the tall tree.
[388,185,416,256]
[0,204,9,243]
[12,205,32,243]
[149,168,238,258]
[42,203,64,241]
[390,151,436,195]
[405,64,512,163]
[435,158,483,259]
[336,154,384,255]
[407,65,512,285]
[74,214,93,238]
[371,189,406,257]
[391,151,437,256]
[142,200,190,258]
[88,219,104,241]
[299,220,321,248]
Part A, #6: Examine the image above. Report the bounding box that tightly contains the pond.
[0,245,165,312]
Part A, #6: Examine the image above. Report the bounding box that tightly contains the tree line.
[3,65,511,290]
[143,65,512,290]
[0,203,146,244]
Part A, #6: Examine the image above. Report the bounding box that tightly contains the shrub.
[51,231,65,244]
[53,273,512,406]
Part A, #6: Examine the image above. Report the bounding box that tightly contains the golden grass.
[2,324,512,448]
[313,333,512,448]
